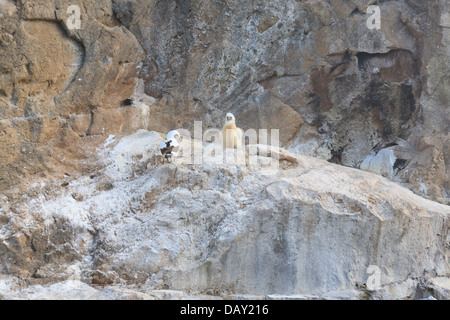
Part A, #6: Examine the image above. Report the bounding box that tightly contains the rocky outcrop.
[0,0,145,192]
[0,0,449,300]
[0,131,448,299]
[0,0,448,205]
[111,0,449,204]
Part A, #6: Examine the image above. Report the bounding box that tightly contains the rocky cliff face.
[0,0,448,204]
[0,0,449,299]
[0,131,449,299]
[111,0,450,204]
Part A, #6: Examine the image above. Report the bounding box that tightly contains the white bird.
[160,130,183,163]
[222,112,243,149]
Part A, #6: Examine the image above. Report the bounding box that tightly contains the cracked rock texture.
[0,0,449,299]
[0,0,449,204]
[0,130,449,299]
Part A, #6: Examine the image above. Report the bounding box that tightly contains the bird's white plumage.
[225,113,235,124]
[160,130,182,162]
[167,130,181,141]
[222,113,242,149]
[160,138,180,150]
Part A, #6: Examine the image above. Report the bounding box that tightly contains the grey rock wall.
[0,131,448,298]
[0,0,449,299]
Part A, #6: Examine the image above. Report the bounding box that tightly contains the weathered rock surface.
[0,131,448,299]
[0,0,145,192]
[0,0,449,300]
[111,0,450,204]
[0,0,448,205]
